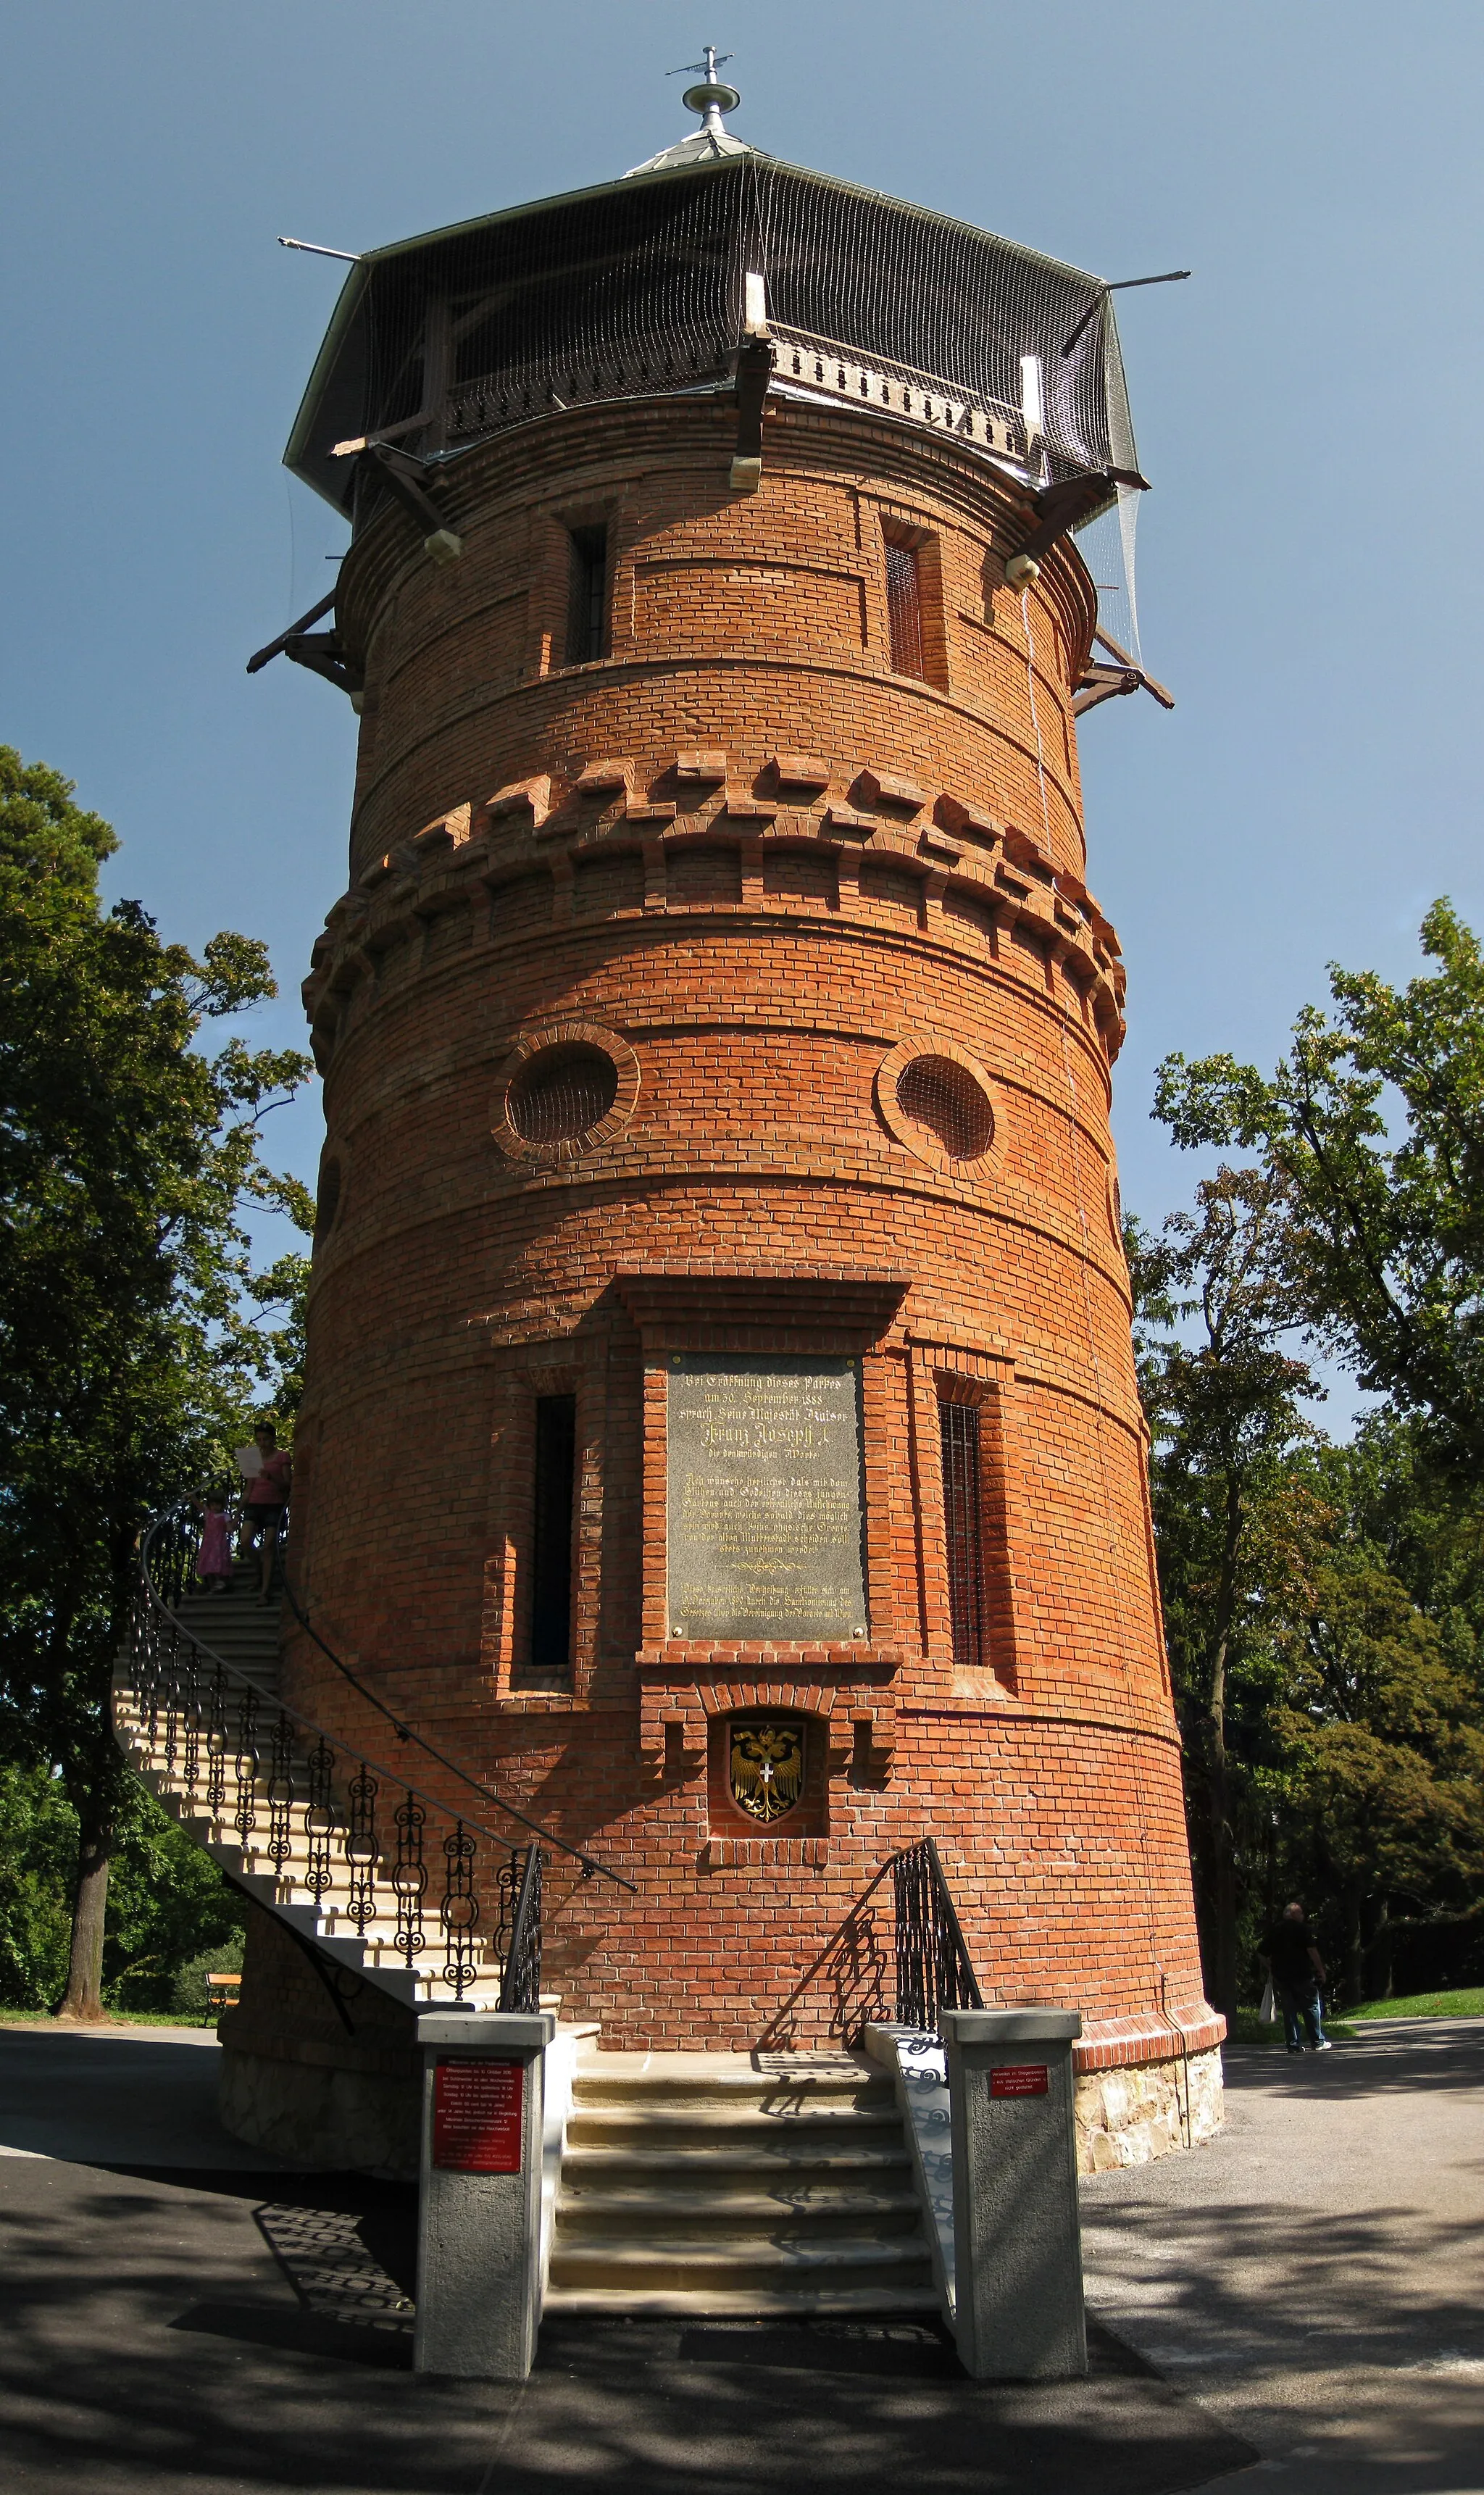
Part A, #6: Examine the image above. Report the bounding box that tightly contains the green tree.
[0,746,312,2017]
[1266,1437,1484,2001]
[1153,901,1484,1473]
[1129,1168,1321,2016]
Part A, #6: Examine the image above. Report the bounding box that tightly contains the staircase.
[547,2050,938,2316]
[170,1557,283,1692]
[113,1525,557,2015]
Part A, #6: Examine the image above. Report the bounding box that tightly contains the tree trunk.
[1201,1473,1244,2022]
[57,1807,112,2020]
[1342,1881,1365,2008]
[1365,1896,1393,2000]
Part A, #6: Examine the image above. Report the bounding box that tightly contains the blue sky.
[4,2,1480,1424]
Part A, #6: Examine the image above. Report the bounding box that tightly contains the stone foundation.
[1075,2044,1224,2172]
[218,2038,419,2177]
[216,1901,420,2178]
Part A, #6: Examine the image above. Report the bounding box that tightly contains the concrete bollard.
[414,2010,556,2380]
[940,2007,1085,2381]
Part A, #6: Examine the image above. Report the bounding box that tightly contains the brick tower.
[233,74,1222,2171]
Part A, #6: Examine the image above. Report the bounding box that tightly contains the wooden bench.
[205,1971,241,2023]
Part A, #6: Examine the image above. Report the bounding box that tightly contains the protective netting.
[507,1046,617,1145]
[896,1056,996,1160]
[287,157,1139,526]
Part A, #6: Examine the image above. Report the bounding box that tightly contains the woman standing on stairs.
[237,1420,291,1604]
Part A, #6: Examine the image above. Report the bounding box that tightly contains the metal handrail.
[891,1835,985,2030]
[138,1501,630,1890]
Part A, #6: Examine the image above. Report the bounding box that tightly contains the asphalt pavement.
[3,2015,1480,2494]
[1083,2019,1484,2494]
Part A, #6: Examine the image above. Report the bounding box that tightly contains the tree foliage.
[0,746,312,2014]
[1138,904,1484,2008]
[1154,900,1484,1471]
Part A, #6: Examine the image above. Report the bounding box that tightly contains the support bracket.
[730,337,775,493]
[362,443,464,563]
[1072,627,1174,716]
[1003,466,1149,588]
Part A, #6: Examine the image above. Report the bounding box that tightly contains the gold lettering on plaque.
[666,1358,867,1643]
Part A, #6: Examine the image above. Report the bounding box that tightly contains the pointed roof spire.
[626,44,752,178]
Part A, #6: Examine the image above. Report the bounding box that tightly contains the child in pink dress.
[196,1492,233,1594]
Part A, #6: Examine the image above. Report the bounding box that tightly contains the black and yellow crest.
[729,1720,805,1825]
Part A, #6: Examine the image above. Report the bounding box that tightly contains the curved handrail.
[137,1503,633,1890]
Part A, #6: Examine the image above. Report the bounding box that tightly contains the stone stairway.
[170,1558,283,1692]
[546,2051,938,2316]
[112,1559,518,2011]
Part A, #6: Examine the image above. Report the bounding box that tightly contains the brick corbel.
[613,1266,909,1355]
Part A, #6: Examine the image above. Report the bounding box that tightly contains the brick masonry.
[251,388,1220,2141]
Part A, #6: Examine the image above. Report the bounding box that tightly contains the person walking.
[237,1420,292,1605]
[1259,1899,1333,2054]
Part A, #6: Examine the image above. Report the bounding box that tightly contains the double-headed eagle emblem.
[729,1720,805,1824]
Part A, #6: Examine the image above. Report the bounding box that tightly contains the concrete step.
[556,2188,924,2233]
[546,2234,935,2295]
[549,2049,935,2319]
[563,2143,913,2178]
[564,2109,909,2155]
[542,2281,942,2318]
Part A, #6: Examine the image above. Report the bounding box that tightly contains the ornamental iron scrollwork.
[440,1821,480,1999]
[891,1835,985,2031]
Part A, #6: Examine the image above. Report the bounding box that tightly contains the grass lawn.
[0,2008,209,2029]
[1346,1986,1484,2022]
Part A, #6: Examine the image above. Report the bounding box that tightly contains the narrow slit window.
[566,525,609,666]
[885,537,925,679]
[531,1394,577,1670]
[940,1400,986,1669]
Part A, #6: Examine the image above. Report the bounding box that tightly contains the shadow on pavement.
[0,2152,1257,2494]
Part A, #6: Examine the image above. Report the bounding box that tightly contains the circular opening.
[313,1157,342,1243]
[507,1044,617,1146]
[896,1055,994,1161]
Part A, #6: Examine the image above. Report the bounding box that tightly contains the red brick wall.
[281,391,1214,2064]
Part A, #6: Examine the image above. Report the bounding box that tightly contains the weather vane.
[667,43,742,138]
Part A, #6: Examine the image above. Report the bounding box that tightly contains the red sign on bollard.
[433,2057,525,2171]
[990,2063,1049,2097]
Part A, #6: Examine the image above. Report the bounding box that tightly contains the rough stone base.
[218,2041,419,2178]
[1075,2044,1223,2172]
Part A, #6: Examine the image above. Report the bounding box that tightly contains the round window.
[507,1044,618,1146]
[895,1054,995,1161]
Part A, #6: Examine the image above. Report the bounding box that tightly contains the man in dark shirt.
[1259,1899,1332,2054]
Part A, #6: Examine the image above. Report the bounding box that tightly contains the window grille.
[940,1400,986,1670]
[567,525,609,665]
[885,538,925,679]
[507,1045,617,1146]
[531,1394,576,1671]
[896,1055,994,1160]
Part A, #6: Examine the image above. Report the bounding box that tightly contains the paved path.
[7,2018,1480,2491]
[0,2023,1247,2495]
[1083,2018,1484,2493]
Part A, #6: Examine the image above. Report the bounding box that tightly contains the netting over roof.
[285,155,1139,520]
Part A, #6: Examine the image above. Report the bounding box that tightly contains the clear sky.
[4,1,1480,1415]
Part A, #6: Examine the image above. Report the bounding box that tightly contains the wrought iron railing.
[121,1504,629,2007]
[891,1836,985,2030]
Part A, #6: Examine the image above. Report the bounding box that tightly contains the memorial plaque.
[432,2057,524,2172]
[666,1357,867,1641]
[990,2064,1049,2098]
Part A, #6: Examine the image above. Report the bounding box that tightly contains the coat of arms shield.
[728,1719,805,1824]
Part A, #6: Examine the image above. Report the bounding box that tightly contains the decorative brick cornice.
[613,1264,908,1352]
[299,749,1126,1077]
